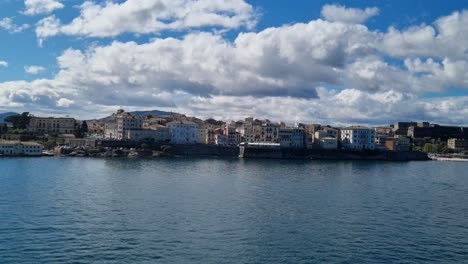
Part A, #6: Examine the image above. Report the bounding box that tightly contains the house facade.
[340,127,376,150]
[168,122,199,144]
[27,116,76,135]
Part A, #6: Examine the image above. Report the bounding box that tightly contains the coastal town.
[0,109,467,160]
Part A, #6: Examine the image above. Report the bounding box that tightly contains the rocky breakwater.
[54,146,162,158]
[53,144,239,158]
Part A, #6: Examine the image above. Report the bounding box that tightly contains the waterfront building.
[305,133,314,149]
[278,128,305,148]
[447,138,468,150]
[215,134,228,145]
[375,135,389,150]
[224,122,242,145]
[314,127,338,141]
[319,137,338,149]
[197,127,217,145]
[303,124,322,139]
[126,128,170,142]
[340,126,376,150]
[27,116,76,135]
[239,122,262,143]
[104,109,142,140]
[260,122,279,142]
[385,136,411,151]
[0,141,43,156]
[198,128,208,144]
[168,121,199,144]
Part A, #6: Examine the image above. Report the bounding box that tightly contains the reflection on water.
[0,157,467,263]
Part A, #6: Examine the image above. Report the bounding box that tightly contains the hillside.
[130,110,173,117]
[97,109,175,122]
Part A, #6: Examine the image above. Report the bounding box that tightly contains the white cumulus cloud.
[321,4,379,24]
[1,6,467,125]
[35,0,258,44]
[0,61,8,67]
[23,0,64,15]
[0,17,29,33]
[24,65,46,74]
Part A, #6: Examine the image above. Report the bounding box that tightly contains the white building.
[340,127,376,150]
[105,109,142,140]
[126,128,170,142]
[168,122,199,144]
[0,141,43,156]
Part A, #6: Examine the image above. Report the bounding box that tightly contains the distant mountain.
[0,112,18,123]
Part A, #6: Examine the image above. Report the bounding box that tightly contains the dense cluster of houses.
[1,109,467,155]
[87,109,378,150]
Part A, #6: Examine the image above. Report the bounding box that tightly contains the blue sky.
[0,0,467,125]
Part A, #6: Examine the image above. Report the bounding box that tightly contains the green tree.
[422,143,432,153]
[0,123,7,134]
[74,121,87,138]
[43,139,57,150]
[81,121,88,134]
[4,112,31,129]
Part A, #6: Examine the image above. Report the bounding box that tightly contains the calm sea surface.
[0,157,467,263]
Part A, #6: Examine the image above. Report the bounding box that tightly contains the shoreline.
[22,144,430,161]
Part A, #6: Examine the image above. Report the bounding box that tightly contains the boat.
[429,154,468,162]
[42,150,55,156]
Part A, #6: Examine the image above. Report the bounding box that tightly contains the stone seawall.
[54,142,429,161]
[164,144,239,157]
[240,147,429,161]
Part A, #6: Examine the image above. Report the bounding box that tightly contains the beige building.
[198,128,216,145]
[447,138,468,150]
[240,123,262,143]
[314,127,338,141]
[224,122,242,145]
[86,120,105,135]
[27,116,76,135]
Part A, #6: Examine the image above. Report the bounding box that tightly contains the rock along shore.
[53,144,429,161]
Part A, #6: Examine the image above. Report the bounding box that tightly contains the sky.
[0,0,467,125]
